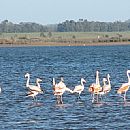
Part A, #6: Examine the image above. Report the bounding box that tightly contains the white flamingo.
[73,78,86,99]
[25,73,43,101]
[88,71,102,103]
[102,74,111,94]
[99,78,107,95]
[98,74,111,102]
[117,70,130,102]
[53,77,73,104]
[25,73,43,92]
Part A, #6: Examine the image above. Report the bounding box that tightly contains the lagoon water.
[0,45,130,129]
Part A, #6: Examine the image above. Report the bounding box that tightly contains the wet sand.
[0,41,130,47]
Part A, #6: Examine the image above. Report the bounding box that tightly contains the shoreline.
[0,41,130,47]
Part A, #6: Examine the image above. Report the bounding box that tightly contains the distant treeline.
[57,19,130,32]
[0,20,57,33]
[0,19,130,33]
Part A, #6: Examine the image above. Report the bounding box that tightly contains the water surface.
[0,45,130,129]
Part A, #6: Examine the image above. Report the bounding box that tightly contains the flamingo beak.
[41,89,44,93]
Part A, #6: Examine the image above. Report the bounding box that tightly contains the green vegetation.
[1,19,130,33]
[0,32,130,45]
[1,19,130,45]
[57,20,130,32]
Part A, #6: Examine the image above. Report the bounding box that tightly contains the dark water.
[0,45,130,129]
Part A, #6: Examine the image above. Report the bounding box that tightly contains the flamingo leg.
[34,96,38,102]
[99,94,102,102]
[56,95,58,104]
[97,94,99,103]
[78,93,81,99]
[92,93,95,103]
[32,96,36,103]
[124,92,127,102]
[32,96,35,103]
[36,96,38,102]
[60,95,63,104]
[57,95,61,104]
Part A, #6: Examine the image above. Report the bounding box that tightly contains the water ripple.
[0,46,130,129]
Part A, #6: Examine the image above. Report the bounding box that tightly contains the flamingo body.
[117,83,129,94]
[53,77,73,104]
[25,73,43,92]
[25,73,43,101]
[117,70,130,102]
[88,71,102,103]
[73,78,86,98]
[103,74,111,94]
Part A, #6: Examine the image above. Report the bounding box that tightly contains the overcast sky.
[0,0,130,25]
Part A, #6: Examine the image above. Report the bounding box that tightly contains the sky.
[0,0,130,25]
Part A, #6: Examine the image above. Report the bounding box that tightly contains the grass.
[0,32,130,46]
[0,31,130,39]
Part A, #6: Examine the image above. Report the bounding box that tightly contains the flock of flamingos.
[22,70,130,104]
[0,69,128,104]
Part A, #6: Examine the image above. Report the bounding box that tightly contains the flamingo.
[99,78,107,95]
[53,77,65,104]
[25,73,43,101]
[102,74,111,94]
[88,71,102,103]
[73,78,86,99]
[53,77,73,104]
[117,70,130,102]
[25,73,43,92]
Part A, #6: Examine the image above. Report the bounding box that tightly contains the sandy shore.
[0,41,130,47]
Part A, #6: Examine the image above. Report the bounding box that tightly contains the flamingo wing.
[73,85,84,93]
[117,83,129,94]
[28,85,42,92]
[27,91,38,97]
[103,85,111,93]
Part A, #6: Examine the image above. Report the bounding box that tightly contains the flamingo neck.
[53,78,56,86]
[36,81,40,88]
[103,80,106,86]
[26,75,30,87]
[107,76,111,86]
[127,71,130,84]
[81,80,84,86]
[96,72,100,86]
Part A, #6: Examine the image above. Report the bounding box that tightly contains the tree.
[72,35,76,39]
[40,32,46,37]
[48,32,52,38]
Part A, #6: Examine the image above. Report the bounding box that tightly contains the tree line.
[57,19,130,32]
[0,20,57,33]
[0,19,130,33]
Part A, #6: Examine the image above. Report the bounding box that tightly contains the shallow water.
[0,45,130,129]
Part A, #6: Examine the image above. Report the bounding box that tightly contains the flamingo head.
[36,78,42,82]
[127,70,130,74]
[96,70,99,74]
[107,74,110,78]
[25,73,30,78]
[103,78,107,82]
[61,77,64,82]
[81,78,86,83]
